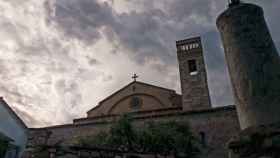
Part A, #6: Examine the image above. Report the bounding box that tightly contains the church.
[26,36,241,158]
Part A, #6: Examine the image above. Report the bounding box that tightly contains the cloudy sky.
[0,0,279,127]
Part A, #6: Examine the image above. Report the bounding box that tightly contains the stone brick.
[27,106,240,158]
[217,3,280,129]
[176,37,211,111]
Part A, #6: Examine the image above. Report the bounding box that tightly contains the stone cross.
[132,73,138,81]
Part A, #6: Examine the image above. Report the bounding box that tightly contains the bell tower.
[176,37,211,111]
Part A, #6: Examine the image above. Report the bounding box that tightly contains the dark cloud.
[48,0,115,44]
[50,0,222,64]
[48,0,233,106]
[47,0,280,108]
[0,0,278,127]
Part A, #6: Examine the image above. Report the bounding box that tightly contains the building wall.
[27,106,240,158]
[217,3,280,130]
[87,82,181,117]
[0,102,28,157]
[109,93,168,114]
[176,37,211,111]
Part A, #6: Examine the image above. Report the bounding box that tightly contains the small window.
[185,45,190,50]
[189,44,193,49]
[130,97,142,108]
[199,131,207,146]
[181,45,185,51]
[179,43,200,51]
[188,60,198,75]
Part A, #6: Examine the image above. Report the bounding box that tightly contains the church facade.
[27,37,241,158]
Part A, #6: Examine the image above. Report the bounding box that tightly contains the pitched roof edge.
[87,81,179,114]
[0,97,28,129]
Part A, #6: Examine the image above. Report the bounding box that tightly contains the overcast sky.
[0,0,279,127]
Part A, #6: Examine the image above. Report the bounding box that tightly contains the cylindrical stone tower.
[217,3,280,130]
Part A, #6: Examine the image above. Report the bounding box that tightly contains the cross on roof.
[132,73,139,82]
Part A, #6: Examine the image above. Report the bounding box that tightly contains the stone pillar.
[216,3,280,130]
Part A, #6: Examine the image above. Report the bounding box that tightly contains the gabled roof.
[87,81,178,114]
[0,97,28,129]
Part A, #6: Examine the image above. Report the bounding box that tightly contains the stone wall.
[217,3,280,129]
[87,81,181,117]
[74,107,182,125]
[176,37,211,111]
[27,106,240,158]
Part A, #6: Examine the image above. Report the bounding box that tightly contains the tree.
[76,115,202,158]
[137,121,201,158]
[109,114,137,151]
[78,115,137,152]
[0,140,9,158]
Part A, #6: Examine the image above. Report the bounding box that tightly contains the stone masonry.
[217,2,280,130]
[176,37,211,111]
[217,2,280,158]
[27,106,240,158]
[24,36,241,158]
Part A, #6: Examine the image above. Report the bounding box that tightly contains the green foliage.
[137,121,201,158]
[76,115,202,158]
[78,115,136,150]
[32,145,51,158]
[109,115,136,151]
[271,135,280,147]
[0,140,9,158]
[78,131,110,148]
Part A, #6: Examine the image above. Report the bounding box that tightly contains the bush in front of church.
[76,114,202,158]
[0,140,9,158]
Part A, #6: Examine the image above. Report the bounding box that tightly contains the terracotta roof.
[87,81,179,114]
[0,97,28,129]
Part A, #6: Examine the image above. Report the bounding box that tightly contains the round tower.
[217,2,280,129]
